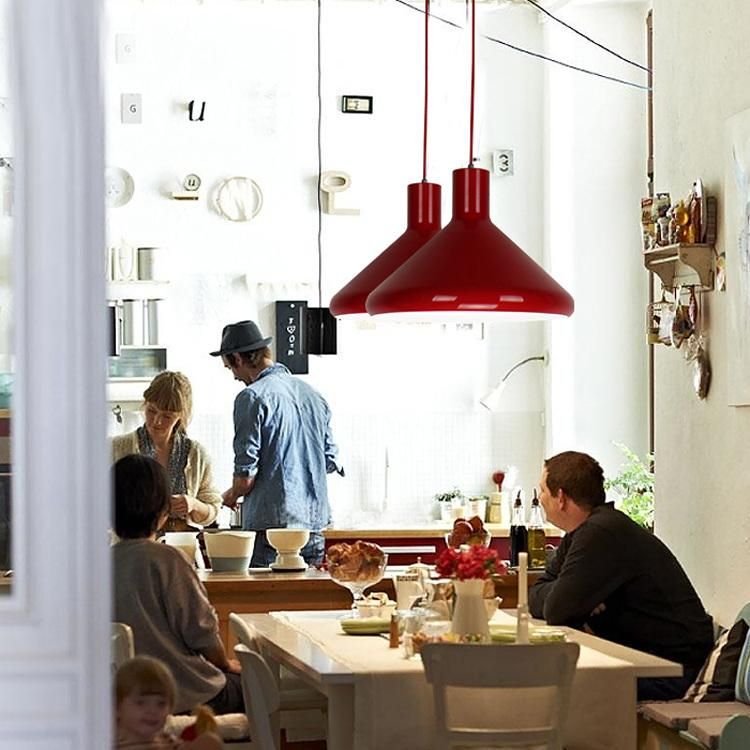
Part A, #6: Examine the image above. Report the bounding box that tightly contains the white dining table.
[240,609,682,750]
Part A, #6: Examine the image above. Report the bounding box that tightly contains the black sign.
[275,301,308,374]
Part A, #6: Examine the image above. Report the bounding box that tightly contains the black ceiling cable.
[392,0,650,91]
[522,0,650,74]
[316,0,323,310]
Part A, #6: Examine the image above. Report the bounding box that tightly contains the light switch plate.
[341,95,373,114]
[121,93,142,124]
[115,34,136,64]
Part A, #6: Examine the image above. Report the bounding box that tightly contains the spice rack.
[643,243,715,291]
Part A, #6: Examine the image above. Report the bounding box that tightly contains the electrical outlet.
[492,149,514,177]
[115,34,136,64]
[121,93,142,124]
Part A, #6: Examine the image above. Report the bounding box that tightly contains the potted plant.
[434,488,465,522]
[604,443,655,531]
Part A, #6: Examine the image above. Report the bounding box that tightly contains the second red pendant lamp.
[366,0,574,320]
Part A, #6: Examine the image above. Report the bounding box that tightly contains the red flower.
[435,545,506,580]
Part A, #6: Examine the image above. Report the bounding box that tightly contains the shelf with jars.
[107,245,170,399]
[641,180,717,291]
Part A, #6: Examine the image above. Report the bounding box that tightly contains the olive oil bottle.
[509,491,527,567]
[527,489,547,569]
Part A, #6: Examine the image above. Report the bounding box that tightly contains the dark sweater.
[529,503,713,672]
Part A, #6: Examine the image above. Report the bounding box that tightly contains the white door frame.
[0,0,110,747]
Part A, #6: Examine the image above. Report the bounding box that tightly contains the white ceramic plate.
[105,166,135,208]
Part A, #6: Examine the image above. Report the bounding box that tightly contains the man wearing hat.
[211,320,343,567]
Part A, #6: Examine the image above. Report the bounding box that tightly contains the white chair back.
[421,641,580,750]
[234,643,281,750]
[111,622,134,671]
[229,612,261,650]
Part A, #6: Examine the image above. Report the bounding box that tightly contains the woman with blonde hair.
[112,371,221,529]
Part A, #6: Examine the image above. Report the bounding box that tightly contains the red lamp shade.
[366,167,574,320]
[329,182,441,317]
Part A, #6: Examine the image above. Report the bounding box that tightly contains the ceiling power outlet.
[492,149,514,177]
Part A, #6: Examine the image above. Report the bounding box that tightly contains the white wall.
[653,0,750,625]
[103,0,647,527]
[544,0,649,477]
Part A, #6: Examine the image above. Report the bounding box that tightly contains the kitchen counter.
[200,567,542,656]
[324,524,559,539]
[323,525,561,564]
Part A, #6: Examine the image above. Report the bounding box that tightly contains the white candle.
[518,552,528,607]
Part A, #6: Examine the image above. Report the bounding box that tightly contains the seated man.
[529,451,713,701]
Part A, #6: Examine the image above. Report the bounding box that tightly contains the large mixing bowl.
[204,530,256,572]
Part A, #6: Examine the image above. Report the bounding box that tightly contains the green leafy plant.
[434,488,464,504]
[604,443,655,531]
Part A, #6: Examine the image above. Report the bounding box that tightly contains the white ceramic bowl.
[266,528,310,553]
[204,531,256,572]
[162,532,198,564]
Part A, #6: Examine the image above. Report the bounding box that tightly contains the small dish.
[105,166,135,208]
[340,617,390,635]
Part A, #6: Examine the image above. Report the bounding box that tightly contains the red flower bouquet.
[435,544,506,581]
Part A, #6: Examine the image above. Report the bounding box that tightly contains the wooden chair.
[234,644,282,750]
[421,641,580,750]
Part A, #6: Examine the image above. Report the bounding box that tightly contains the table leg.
[325,684,355,750]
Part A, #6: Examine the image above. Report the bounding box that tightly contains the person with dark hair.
[210,320,343,567]
[113,455,244,715]
[529,450,713,701]
[112,371,222,531]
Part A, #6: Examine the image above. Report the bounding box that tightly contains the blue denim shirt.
[233,362,342,531]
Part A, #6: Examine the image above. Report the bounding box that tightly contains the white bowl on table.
[266,528,310,571]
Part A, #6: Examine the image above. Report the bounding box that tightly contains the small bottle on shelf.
[527,489,547,569]
[509,491,527,567]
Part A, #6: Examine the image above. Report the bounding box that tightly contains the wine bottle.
[509,491,527,567]
[527,489,547,569]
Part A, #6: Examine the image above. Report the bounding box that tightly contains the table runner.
[273,611,637,750]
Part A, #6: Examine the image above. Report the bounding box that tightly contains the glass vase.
[451,578,490,642]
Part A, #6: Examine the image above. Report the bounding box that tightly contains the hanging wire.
[468,0,475,167]
[521,0,650,74]
[392,0,650,92]
[422,0,430,181]
[316,0,323,310]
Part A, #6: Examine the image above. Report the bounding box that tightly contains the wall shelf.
[108,280,169,301]
[643,243,715,290]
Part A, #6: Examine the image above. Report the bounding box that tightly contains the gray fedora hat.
[209,320,273,357]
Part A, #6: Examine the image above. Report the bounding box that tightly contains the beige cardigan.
[111,430,223,526]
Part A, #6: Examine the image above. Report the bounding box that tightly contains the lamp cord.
[316,0,323,310]
[468,0,475,168]
[522,0,649,74]
[392,0,649,92]
[501,355,546,383]
[422,0,430,182]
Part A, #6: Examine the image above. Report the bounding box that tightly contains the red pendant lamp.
[329,0,441,318]
[366,0,573,320]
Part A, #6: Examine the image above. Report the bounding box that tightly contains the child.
[115,656,224,750]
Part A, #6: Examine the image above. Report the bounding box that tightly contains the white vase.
[451,578,490,642]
